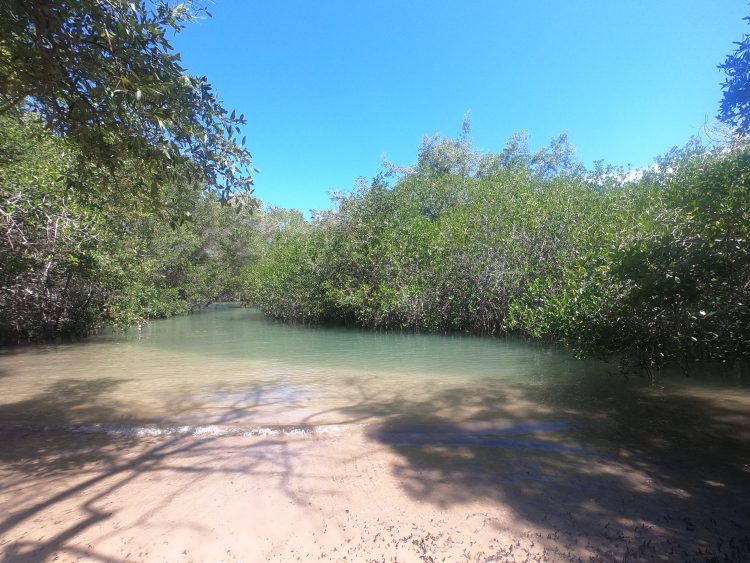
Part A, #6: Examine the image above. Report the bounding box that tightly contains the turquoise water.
[0,305,748,456]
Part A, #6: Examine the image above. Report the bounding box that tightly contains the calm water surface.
[1,304,748,457]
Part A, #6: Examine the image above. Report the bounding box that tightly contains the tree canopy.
[244,132,750,369]
[719,16,750,134]
[0,0,253,202]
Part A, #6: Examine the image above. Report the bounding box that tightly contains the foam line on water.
[5,422,359,438]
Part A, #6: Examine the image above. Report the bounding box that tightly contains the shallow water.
[1,304,749,456]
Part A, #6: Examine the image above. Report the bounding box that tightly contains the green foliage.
[0,112,120,340]
[247,134,601,330]
[611,147,750,364]
[123,192,262,317]
[243,229,329,322]
[719,15,750,134]
[0,0,252,203]
[0,112,262,343]
[0,2,271,344]
[247,132,750,368]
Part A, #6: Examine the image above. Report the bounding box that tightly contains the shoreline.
[1,426,748,562]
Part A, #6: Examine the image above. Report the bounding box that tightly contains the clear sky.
[172,1,748,215]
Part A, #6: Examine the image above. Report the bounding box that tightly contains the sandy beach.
[1,421,748,563]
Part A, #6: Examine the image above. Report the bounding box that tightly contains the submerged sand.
[1,418,749,562]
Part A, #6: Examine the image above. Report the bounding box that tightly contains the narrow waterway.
[1,304,749,448]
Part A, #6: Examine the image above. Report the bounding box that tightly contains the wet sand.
[1,422,749,562]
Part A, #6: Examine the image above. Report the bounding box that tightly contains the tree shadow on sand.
[304,376,750,561]
[2,372,750,561]
[0,377,308,563]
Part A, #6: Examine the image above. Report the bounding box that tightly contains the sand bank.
[1,423,748,562]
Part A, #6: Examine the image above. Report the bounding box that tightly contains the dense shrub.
[245,134,750,367]
[0,113,263,343]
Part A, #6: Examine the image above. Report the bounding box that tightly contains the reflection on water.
[0,304,748,455]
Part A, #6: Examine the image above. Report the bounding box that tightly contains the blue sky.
[172,1,747,214]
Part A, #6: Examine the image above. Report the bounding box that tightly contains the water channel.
[1,304,748,454]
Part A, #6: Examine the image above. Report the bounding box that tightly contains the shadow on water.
[0,378,134,427]
[299,377,750,561]
[0,378,306,563]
